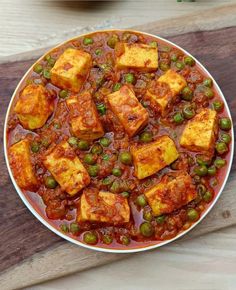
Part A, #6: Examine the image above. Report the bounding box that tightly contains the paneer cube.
[144,172,197,216]
[180,108,218,153]
[145,69,187,115]
[66,92,104,140]
[14,84,54,130]
[107,85,149,137]
[131,135,179,179]
[43,141,90,196]
[51,48,92,93]
[78,188,130,224]
[115,42,158,71]
[8,139,38,190]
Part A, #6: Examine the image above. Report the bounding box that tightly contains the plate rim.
[3,28,235,253]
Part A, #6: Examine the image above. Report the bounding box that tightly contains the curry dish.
[6,30,232,249]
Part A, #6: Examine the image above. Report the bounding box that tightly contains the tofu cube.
[180,108,218,152]
[43,141,90,196]
[107,85,149,137]
[131,135,179,179]
[51,48,92,93]
[78,189,130,224]
[115,42,158,71]
[145,69,187,115]
[66,92,104,140]
[8,139,38,190]
[14,84,54,130]
[144,172,197,216]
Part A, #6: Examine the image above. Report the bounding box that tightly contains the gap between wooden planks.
[0,4,236,290]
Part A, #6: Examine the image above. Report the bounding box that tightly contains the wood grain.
[0,20,236,290]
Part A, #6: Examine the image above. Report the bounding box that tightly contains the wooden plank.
[0,8,236,290]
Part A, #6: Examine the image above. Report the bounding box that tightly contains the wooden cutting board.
[0,5,236,290]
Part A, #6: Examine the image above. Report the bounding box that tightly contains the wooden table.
[1,1,236,290]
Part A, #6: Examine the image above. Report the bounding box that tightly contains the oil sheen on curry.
[7,31,232,249]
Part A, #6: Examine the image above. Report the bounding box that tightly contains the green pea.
[59,90,68,99]
[214,158,226,168]
[119,152,132,165]
[121,191,130,198]
[208,166,216,176]
[45,176,58,189]
[139,131,153,143]
[41,137,51,148]
[196,155,211,166]
[215,142,228,155]
[136,195,147,207]
[83,37,93,45]
[219,118,232,131]
[103,235,113,245]
[212,101,224,112]
[100,137,111,147]
[175,61,185,70]
[70,222,80,235]
[171,54,178,62]
[107,34,119,48]
[159,62,170,71]
[96,103,106,115]
[112,83,122,92]
[181,86,193,101]
[83,231,98,245]
[140,222,154,237]
[60,224,69,233]
[204,87,214,99]
[143,210,153,221]
[220,133,231,145]
[84,153,96,165]
[48,57,56,67]
[184,56,195,66]
[54,123,61,129]
[121,236,130,246]
[194,165,208,176]
[110,180,121,193]
[91,144,103,155]
[183,106,195,119]
[95,48,102,55]
[156,215,165,224]
[149,41,158,48]
[203,191,213,203]
[33,63,43,74]
[102,154,110,161]
[43,69,51,79]
[112,168,122,177]
[68,137,78,147]
[187,208,199,221]
[88,165,99,177]
[78,140,89,151]
[124,73,135,84]
[31,141,40,153]
[102,177,113,186]
[173,112,184,124]
[203,78,213,88]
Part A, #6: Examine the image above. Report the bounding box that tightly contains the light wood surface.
[0,2,236,290]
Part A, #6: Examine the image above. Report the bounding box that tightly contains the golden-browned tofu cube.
[107,85,149,137]
[8,139,38,190]
[115,42,158,71]
[51,48,92,93]
[131,135,179,179]
[14,84,54,130]
[180,108,218,153]
[145,69,187,115]
[66,92,104,140]
[78,188,130,224]
[144,172,197,216]
[43,141,90,196]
